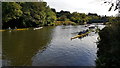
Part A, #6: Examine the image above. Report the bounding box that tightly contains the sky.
[44,0,118,16]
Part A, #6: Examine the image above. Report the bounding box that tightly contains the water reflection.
[2,25,104,66]
[2,26,54,66]
[32,25,98,66]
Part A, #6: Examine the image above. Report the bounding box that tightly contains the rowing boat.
[33,27,43,30]
[0,30,5,32]
[15,28,28,31]
[71,32,90,40]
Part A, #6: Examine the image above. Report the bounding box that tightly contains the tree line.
[2,2,113,29]
[54,9,110,25]
[2,2,57,29]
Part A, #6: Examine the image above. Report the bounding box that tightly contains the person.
[86,29,89,32]
[78,31,82,35]
[82,30,86,33]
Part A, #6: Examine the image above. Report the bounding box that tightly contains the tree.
[2,2,23,28]
[2,2,23,22]
[2,2,57,28]
[70,12,86,24]
[96,0,120,67]
[103,0,120,16]
[44,6,57,26]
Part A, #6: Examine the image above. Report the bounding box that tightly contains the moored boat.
[88,25,95,29]
[0,30,6,32]
[15,28,28,31]
[34,27,43,30]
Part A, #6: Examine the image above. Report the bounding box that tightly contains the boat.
[0,30,5,32]
[34,27,43,30]
[85,25,88,27]
[84,24,90,27]
[71,30,90,40]
[15,28,28,31]
[88,25,95,29]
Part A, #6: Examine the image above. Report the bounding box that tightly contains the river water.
[2,25,104,66]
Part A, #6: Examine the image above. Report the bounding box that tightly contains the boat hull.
[71,32,90,40]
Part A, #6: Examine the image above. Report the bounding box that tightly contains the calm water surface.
[2,25,104,66]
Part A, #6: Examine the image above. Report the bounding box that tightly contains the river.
[2,25,104,66]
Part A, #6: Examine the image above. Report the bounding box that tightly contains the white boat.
[85,24,90,27]
[34,27,43,30]
[88,25,96,29]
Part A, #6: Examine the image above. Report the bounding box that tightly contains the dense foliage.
[2,2,57,29]
[96,0,120,67]
[96,17,120,67]
[2,2,111,29]
[56,10,109,25]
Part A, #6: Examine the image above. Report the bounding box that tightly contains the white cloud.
[44,0,118,16]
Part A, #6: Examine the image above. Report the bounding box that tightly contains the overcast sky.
[44,0,118,16]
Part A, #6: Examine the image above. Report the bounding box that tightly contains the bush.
[54,21,76,25]
[96,17,120,67]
